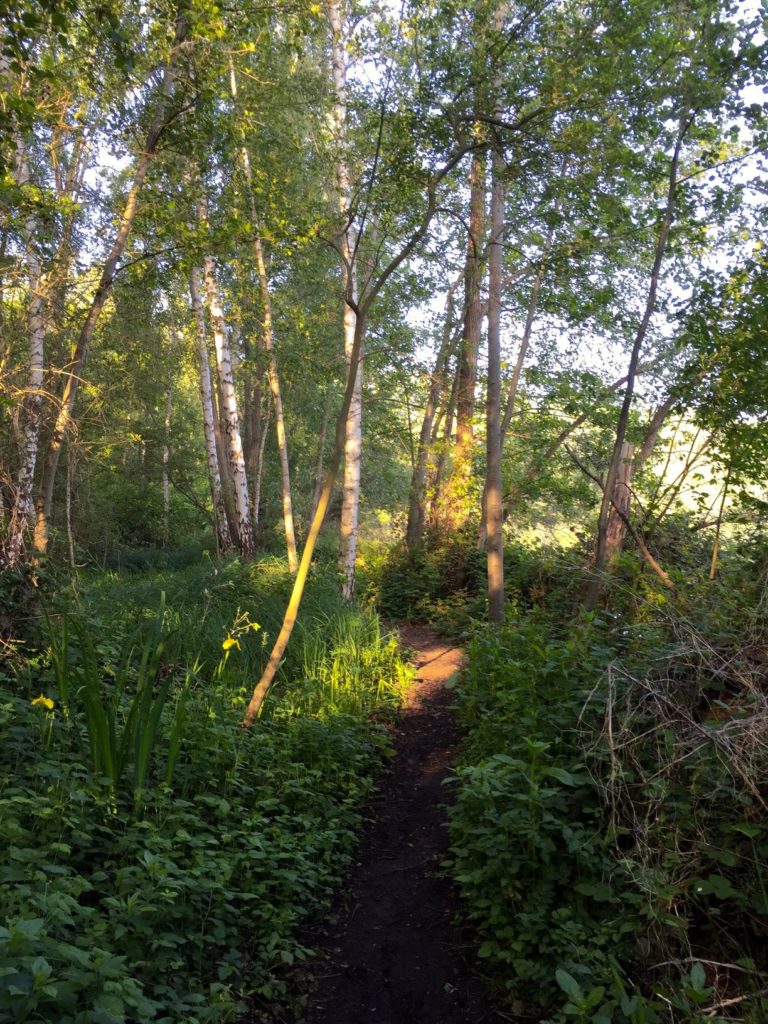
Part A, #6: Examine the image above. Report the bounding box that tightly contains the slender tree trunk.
[34,14,188,554]
[604,442,634,564]
[253,236,298,572]
[202,254,254,556]
[228,62,298,572]
[406,301,460,551]
[430,357,460,526]
[478,261,546,550]
[328,0,364,600]
[162,379,172,546]
[310,391,332,522]
[188,268,232,554]
[339,270,362,599]
[1,141,46,568]
[485,135,505,624]
[587,116,691,605]
[456,153,486,453]
[244,308,366,726]
[709,463,731,580]
[253,396,271,527]
[211,368,238,540]
[65,439,75,569]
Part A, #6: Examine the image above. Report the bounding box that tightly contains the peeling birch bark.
[328,0,364,601]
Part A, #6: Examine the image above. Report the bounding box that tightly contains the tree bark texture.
[188,268,232,554]
[485,140,505,625]
[328,0,364,600]
[604,442,634,564]
[202,255,254,556]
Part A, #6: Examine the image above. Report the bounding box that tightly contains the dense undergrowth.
[0,554,412,1023]
[380,531,768,1023]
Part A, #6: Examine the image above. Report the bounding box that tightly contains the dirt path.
[293,624,498,1024]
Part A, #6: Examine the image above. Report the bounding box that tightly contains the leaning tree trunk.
[587,114,691,606]
[34,14,188,555]
[310,391,332,522]
[188,268,232,554]
[202,255,254,556]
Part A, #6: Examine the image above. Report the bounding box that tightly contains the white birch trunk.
[202,255,254,556]
[253,236,298,572]
[328,0,363,600]
[188,268,232,554]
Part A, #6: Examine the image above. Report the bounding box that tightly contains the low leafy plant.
[0,558,411,1022]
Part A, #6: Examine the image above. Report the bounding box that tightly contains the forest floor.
[283,624,505,1024]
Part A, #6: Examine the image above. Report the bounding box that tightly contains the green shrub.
[446,598,768,1023]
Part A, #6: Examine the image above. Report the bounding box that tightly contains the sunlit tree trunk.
[202,255,254,556]
[604,442,634,565]
[253,396,271,527]
[34,14,188,555]
[485,133,505,624]
[310,391,332,522]
[253,236,298,572]
[65,439,75,569]
[406,290,461,551]
[188,268,232,554]
[429,358,460,526]
[328,0,363,600]
[477,261,545,550]
[440,152,486,528]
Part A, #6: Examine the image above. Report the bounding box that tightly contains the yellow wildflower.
[32,694,54,710]
[222,635,240,652]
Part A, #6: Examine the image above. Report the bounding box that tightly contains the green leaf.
[556,969,583,1002]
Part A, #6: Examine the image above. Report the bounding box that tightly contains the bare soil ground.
[288,624,503,1024]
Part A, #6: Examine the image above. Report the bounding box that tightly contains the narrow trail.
[294,624,499,1024]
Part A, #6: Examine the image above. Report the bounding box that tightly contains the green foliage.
[375,535,583,633]
[445,556,768,1023]
[0,558,411,1022]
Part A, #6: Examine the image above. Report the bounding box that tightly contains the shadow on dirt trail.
[290,624,507,1024]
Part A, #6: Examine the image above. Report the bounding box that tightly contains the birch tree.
[327,0,363,600]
